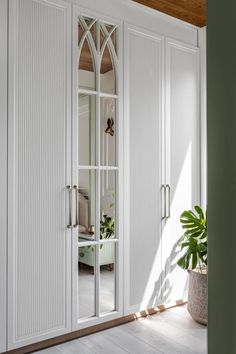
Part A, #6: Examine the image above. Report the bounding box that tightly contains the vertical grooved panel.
[8,0,71,348]
[127,27,163,310]
[163,39,199,303]
[0,0,7,352]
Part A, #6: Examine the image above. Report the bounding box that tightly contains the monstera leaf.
[177,205,207,271]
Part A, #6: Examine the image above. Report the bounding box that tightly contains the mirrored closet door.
[71,8,123,329]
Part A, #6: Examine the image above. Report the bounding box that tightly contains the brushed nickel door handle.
[166,184,171,218]
[73,185,78,228]
[161,184,166,219]
[66,185,72,228]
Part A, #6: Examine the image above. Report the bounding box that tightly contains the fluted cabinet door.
[163,39,200,303]
[0,1,7,352]
[8,0,72,349]
[124,25,163,314]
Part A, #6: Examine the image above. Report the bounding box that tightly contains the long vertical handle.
[161,185,166,219]
[166,184,171,218]
[73,185,78,228]
[66,185,72,228]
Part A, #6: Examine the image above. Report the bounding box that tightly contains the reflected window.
[79,94,96,166]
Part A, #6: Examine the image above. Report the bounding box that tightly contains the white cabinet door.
[0,1,7,352]
[163,39,200,303]
[8,0,72,348]
[71,7,124,330]
[124,25,164,314]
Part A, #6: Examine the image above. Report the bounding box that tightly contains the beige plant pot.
[187,269,208,325]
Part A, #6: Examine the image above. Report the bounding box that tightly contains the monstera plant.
[177,205,208,325]
[178,205,207,271]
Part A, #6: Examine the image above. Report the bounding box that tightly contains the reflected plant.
[84,192,115,254]
[100,192,115,240]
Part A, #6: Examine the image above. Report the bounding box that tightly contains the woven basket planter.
[187,269,207,325]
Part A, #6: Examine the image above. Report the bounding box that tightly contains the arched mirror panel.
[77,14,119,324]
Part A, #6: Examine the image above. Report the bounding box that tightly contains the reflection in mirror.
[83,16,94,27]
[100,44,116,94]
[78,170,96,241]
[90,22,97,48]
[100,242,116,314]
[100,97,116,166]
[100,28,105,51]
[78,22,85,42]
[105,24,117,54]
[79,37,96,90]
[79,94,96,166]
[104,23,114,33]
[100,25,117,54]
[78,246,95,319]
[110,30,117,55]
[100,170,116,240]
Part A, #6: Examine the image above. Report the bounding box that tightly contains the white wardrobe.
[124,26,199,314]
[0,0,201,351]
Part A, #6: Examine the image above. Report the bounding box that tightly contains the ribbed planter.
[187,269,208,325]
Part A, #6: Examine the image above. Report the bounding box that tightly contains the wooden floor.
[35,305,207,354]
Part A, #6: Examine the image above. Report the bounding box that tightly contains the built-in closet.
[124,27,199,314]
[0,0,201,351]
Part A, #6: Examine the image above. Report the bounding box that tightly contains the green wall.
[207,1,236,353]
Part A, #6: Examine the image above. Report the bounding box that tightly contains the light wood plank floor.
[35,305,207,354]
